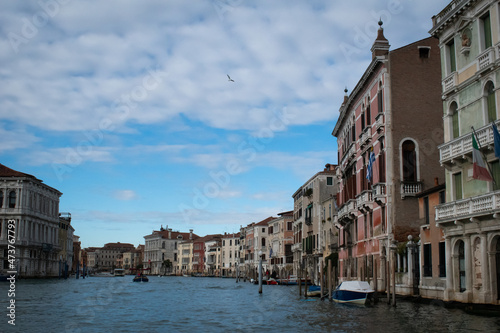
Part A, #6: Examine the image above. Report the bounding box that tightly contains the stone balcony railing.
[340,142,356,169]
[291,243,302,252]
[356,190,373,212]
[358,127,372,149]
[477,47,495,71]
[401,181,422,199]
[436,190,500,223]
[439,121,499,166]
[442,71,458,93]
[372,183,386,204]
[374,113,384,133]
[338,199,357,223]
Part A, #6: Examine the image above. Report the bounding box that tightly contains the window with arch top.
[402,140,417,182]
[485,81,496,123]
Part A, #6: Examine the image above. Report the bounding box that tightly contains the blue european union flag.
[493,123,500,159]
[366,151,376,182]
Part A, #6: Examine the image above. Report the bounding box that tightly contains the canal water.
[1,276,499,333]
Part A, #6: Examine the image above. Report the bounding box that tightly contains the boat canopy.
[337,281,374,292]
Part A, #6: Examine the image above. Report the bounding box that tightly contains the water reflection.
[0,276,498,333]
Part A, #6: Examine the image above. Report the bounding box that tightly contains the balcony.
[436,190,500,224]
[340,142,356,169]
[338,199,357,223]
[442,71,458,94]
[291,243,302,252]
[372,183,386,204]
[439,121,498,167]
[477,47,495,72]
[374,113,384,133]
[401,181,422,199]
[356,190,373,212]
[358,127,372,149]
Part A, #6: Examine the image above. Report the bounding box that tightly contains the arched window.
[8,191,16,208]
[0,191,3,208]
[402,140,417,182]
[450,102,459,139]
[486,81,497,123]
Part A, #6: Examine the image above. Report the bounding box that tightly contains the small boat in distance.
[133,272,149,282]
[332,281,374,305]
[114,269,125,277]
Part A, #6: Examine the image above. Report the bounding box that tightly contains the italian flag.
[472,134,493,181]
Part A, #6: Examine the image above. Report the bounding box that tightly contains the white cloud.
[113,190,138,201]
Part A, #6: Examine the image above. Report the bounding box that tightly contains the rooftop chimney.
[189,229,193,239]
[168,229,172,239]
[371,20,390,60]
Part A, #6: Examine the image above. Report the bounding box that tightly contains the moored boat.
[306,285,322,297]
[332,281,374,305]
[266,278,278,285]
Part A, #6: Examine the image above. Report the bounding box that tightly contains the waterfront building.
[252,217,274,276]
[430,0,500,305]
[122,245,144,274]
[178,239,194,275]
[320,190,340,277]
[332,23,443,294]
[242,222,255,278]
[0,164,63,278]
[221,232,240,277]
[72,234,81,274]
[416,180,446,299]
[144,226,198,275]
[268,211,294,278]
[292,164,337,283]
[89,242,135,271]
[58,212,74,277]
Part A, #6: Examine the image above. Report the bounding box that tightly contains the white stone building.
[0,164,63,277]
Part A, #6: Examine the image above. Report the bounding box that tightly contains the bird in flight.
[227,74,234,82]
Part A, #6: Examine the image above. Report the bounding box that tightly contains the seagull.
[227,74,234,82]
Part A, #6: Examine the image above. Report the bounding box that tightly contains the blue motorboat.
[332,281,374,304]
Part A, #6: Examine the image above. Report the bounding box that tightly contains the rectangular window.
[424,196,429,225]
[439,190,445,204]
[453,172,462,200]
[327,177,333,185]
[492,161,500,191]
[423,243,432,277]
[482,12,492,49]
[377,89,383,113]
[439,242,446,277]
[287,221,292,231]
[447,39,456,73]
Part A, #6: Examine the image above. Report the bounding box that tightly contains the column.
[465,236,473,301]
[444,236,453,301]
[480,232,490,300]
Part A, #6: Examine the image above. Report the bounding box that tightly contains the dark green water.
[0,276,499,332]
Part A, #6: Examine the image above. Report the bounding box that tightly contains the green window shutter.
[491,161,500,191]
[454,172,462,200]
[452,111,459,138]
[449,40,456,73]
[487,89,496,123]
[484,13,492,49]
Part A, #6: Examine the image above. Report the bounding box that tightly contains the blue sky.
[1,0,450,248]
